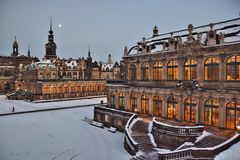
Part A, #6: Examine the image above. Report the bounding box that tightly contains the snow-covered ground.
[0,95,106,114]
[214,141,240,160]
[0,106,130,160]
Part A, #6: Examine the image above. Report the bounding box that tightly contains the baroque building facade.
[107,18,240,130]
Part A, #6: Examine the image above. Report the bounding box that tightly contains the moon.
[58,24,62,27]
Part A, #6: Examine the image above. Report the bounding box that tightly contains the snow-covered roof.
[24,60,56,70]
[65,60,78,69]
[101,63,114,71]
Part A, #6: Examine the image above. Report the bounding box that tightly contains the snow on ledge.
[157,133,240,154]
[195,131,212,143]
[148,121,157,147]
[153,117,204,129]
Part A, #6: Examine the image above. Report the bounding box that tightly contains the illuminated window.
[226,101,240,130]
[129,64,137,80]
[184,59,197,80]
[153,95,162,116]
[141,63,149,80]
[167,96,178,120]
[110,93,115,108]
[167,60,178,80]
[153,62,163,80]
[64,86,69,93]
[141,94,149,114]
[130,94,137,112]
[118,92,125,110]
[226,56,240,81]
[204,99,219,126]
[204,57,219,81]
[184,97,196,122]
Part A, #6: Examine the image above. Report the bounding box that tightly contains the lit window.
[153,95,162,116]
[129,64,137,80]
[204,99,219,126]
[184,59,197,80]
[141,94,149,114]
[226,56,240,81]
[184,97,196,122]
[141,63,149,80]
[130,94,137,112]
[226,101,240,130]
[167,60,178,80]
[204,57,219,81]
[153,62,163,80]
[167,96,178,119]
[118,92,125,110]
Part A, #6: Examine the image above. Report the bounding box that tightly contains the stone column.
[125,91,129,111]
[137,92,141,113]
[115,91,119,109]
[149,61,153,81]
[149,93,153,115]
[162,60,167,81]
[219,54,226,82]
[195,95,201,124]
[197,56,204,82]
[137,63,141,81]
[198,97,205,124]
[178,95,184,121]
[178,59,183,80]
[219,98,226,128]
[162,95,167,118]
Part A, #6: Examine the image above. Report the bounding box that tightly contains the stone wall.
[94,105,134,132]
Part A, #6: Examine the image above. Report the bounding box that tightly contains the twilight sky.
[0,0,239,62]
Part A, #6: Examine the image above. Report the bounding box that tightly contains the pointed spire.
[124,46,128,56]
[49,16,53,34]
[14,36,17,43]
[88,45,91,57]
[27,44,31,57]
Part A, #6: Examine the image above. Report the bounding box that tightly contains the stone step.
[195,135,225,148]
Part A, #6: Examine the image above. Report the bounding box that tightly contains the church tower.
[44,18,57,60]
[12,36,19,57]
[86,48,93,79]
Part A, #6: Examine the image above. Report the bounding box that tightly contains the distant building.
[16,59,106,100]
[12,20,123,100]
[0,37,39,93]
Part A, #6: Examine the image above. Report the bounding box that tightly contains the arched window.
[118,92,125,110]
[184,97,197,122]
[167,60,178,80]
[153,62,163,80]
[204,99,219,126]
[110,93,115,108]
[130,94,137,112]
[226,56,240,81]
[204,57,219,81]
[141,94,149,114]
[141,63,149,80]
[64,86,69,93]
[129,64,137,80]
[184,59,197,80]
[153,95,162,116]
[226,101,240,130]
[58,86,63,93]
[167,96,178,119]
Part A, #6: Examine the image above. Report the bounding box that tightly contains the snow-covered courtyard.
[0,95,106,114]
[0,98,130,160]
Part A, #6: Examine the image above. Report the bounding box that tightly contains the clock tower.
[44,18,57,60]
